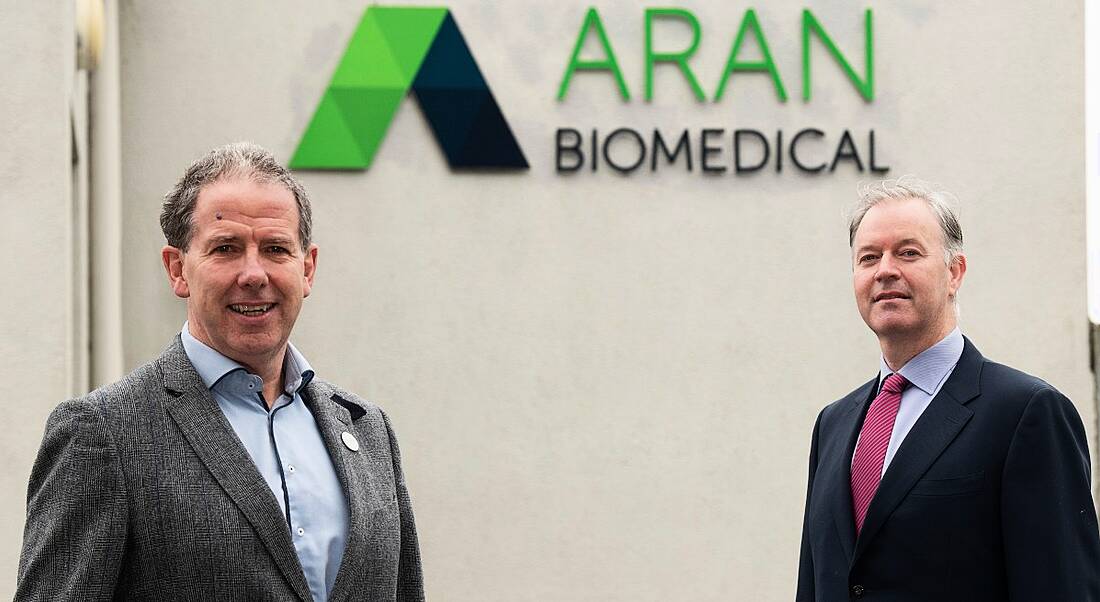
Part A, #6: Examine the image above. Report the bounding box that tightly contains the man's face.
[162,175,317,372]
[852,197,965,343]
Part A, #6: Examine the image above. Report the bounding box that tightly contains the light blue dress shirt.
[866,327,965,475]
[181,324,348,602]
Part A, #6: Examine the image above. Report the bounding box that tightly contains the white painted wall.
[1088,0,1100,323]
[0,1,80,599]
[1,1,1092,600]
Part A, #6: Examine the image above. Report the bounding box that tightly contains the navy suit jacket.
[796,338,1100,601]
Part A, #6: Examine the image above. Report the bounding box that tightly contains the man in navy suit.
[796,179,1100,601]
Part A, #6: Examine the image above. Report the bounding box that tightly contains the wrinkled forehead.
[853,197,944,248]
[191,177,300,234]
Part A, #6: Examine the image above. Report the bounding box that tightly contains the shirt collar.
[878,327,964,395]
[282,339,315,395]
[180,322,315,395]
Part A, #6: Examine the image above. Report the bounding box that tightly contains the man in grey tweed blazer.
[16,143,425,601]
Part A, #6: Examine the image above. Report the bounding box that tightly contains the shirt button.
[851,584,865,598]
[287,465,295,473]
[297,527,305,536]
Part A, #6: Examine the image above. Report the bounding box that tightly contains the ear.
[302,243,319,298]
[162,245,190,298]
[948,252,967,298]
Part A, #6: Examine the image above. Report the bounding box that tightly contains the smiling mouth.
[229,303,275,316]
[874,293,909,302]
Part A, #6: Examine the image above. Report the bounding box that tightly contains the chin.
[226,335,281,355]
[866,314,919,338]
[874,325,927,342]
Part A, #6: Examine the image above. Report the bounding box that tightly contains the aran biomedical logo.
[291,6,528,170]
[293,6,887,176]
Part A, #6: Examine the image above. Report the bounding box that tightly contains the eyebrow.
[854,238,927,253]
[262,236,296,246]
[208,235,241,245]
[205,233,296,245]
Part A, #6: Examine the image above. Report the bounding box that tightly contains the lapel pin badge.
[341,431,360,452]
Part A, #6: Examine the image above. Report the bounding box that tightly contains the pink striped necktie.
[850,372,909,535]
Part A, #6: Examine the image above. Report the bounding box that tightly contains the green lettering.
[714,9,787,102]
[557,8,630,101]
[802,9,874,101]
[644,8,705,101]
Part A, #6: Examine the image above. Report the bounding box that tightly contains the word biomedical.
[556,128,887,174]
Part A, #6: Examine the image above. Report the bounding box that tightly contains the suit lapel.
[158,339,313,602]
[851,339,983,564]
[824,378,878,563]
[303,380,387,602]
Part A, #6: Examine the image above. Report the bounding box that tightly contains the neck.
[225,348,286,409]
[879,322,955,372]
[184,322,288,408]
[257,362,285,408]
[242,352,285,408]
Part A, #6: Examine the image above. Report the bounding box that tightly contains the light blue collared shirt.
[862,328,965,475]
[181,323,348,602]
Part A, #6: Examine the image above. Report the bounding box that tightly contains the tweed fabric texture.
[16,337,425,602]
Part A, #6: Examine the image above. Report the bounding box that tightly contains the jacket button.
[851,584,865,598]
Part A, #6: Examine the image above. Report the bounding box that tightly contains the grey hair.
[160,142,312,251]
[848,176,963,264]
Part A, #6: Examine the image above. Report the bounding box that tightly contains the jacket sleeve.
[795,411,823,602]
[15,398,129,602]
[1001,386,1100,600]
[381,410,426,602]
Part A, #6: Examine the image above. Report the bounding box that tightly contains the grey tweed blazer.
[15,337,425,601]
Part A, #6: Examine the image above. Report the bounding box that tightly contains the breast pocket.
[909,470,985,497]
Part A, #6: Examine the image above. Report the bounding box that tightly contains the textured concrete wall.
[2,1,1091,600]
[0,1,76,599]
[114,3,1092,600]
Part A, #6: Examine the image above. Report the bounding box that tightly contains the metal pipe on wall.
[88,0,125,385]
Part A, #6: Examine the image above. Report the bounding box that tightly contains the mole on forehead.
[201,208,292,224]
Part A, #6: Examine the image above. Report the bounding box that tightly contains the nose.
[237,248,268,289]
[874,254,901,281]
